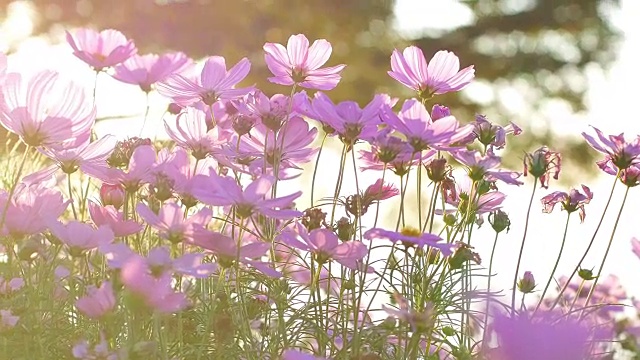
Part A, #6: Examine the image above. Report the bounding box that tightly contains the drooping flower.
[383,99,473,152]
[66,28,136,71]
[278,223,368,270]
[192,174,302,219]
[388,46,474,98]
[112,52,194,92]
[541,185,593,222]
[75,281,116,319]
[0,70,95,149]
[466,114,522,151]
[364,227,454,256]
[263,34,346,90]
[582,126,640,173]
[523,146,562,188]
[343,178,398,217]
[136,201,212,244]
[156,56,252,107]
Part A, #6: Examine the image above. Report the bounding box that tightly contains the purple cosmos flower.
[190,227,281,278]
[234,90,292,131]
[76,281,116,319]
[282,349,329,360]
[263,34,346,90]
[192,174,302,219]
[278,223,367,270]
[541,185,593,222]
[136,201,212,244]
[488,309,608,360]
[0,70,95,149]
[0,277,23,295]
[523,146,562,188]
[388,46,474,97]
[66,28,136,71]
[309,92,389,144]
[465,114,522,150]
[112,52,194,92]
[23,135,117,185]
[49,221,114,256]
[451,149,523,185]
[439,175,507,225]
[383,99,473,152]
[582,126,640,173]
[157,56,252,107]
[363,227,454,256]
[72,334,119,360]
[0,309,18,332]
[383,292,436,333]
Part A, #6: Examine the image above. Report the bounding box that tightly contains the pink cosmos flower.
[0,70,95,149]
[263,34,346,90]
[85,144,156,192]
[309,92,389,144]
[541,185,593,222]
[582,126,640,173]
[120,255,189,313]
[0,183,69,238]
[364,227,454,256]
[231,116,318,177]
[88,201,143,237]
[451,149,523,185]
[193,174,302,219]
[488,309,608,360]
[0,277,23,295]
[190,227,281,278]
[466,114,522,151]
[383,99,473,152]
[165,106,230,160]
[234,90,292,131]
[66,28,136,71]
[278,223,367,270]
[49,221,114,256]
[156,56,252,107]
[136,201,212,244]
[342,178,398,217]
[388,46,474,97]
[439,175,507,225]
[159,147,218,206]
[75,281,116,319]
[99,184,126,210]
[282,349,329,360]
[72,333,119,360]
[0,310,18,332]
[23,135,117,185]
[112,52,193,92]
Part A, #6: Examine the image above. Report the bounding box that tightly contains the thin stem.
[92,71,99,102]
[533,213,572,315]
[549,176,618,311]
[139,91,151,136]
[310,133,328,206]
[481,232,500,348]
[67,173,78,220]
[511,180,538,314]
[580,185,630,318]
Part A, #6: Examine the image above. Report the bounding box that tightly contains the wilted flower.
[523,146,561,189]
[582,126,640,173]
[540,185,593,222]
[263,34,346,90]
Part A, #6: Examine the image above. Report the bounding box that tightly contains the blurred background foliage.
[0,0,622,178]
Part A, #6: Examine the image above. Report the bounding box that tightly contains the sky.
[2,0,640,306]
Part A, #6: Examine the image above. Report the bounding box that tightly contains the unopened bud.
[517,271,536,293]
[431,104,451,120]
[426,158,448,183]
[100,184,126,210]
[489,210,511,233]
[578,268,596,281]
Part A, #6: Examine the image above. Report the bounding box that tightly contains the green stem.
[481,232,500,348]
[510,180,538,314]
[310,133,328,206]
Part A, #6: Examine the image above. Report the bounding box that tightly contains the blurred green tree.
[0,0,621,176]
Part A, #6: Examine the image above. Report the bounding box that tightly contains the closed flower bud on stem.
[517,271,536,293]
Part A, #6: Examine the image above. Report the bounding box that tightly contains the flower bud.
[167,102,182,115]
[426,158,448,183]
[336,217,355,242]
[578,268,596,281]
[489,210,511,233]
[517,271,536,293]
[100,184,126,210]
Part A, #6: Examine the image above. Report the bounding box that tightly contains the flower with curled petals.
[388,46,474,98]
[66,28,136,71]
[263,34,346,90]
[582,126,640,173]
[112,52,194,92]
[540,185,593,222]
